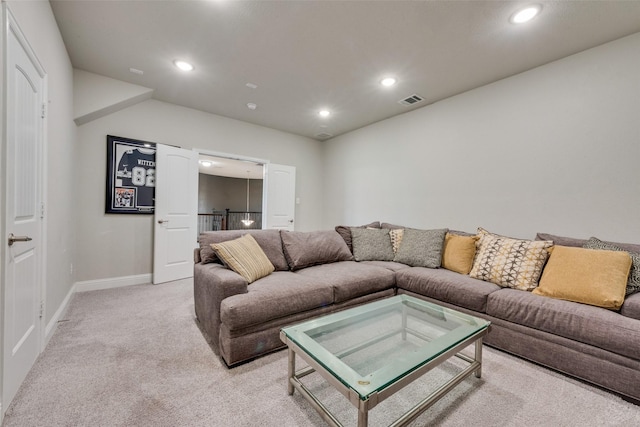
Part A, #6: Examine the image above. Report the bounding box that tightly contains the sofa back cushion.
[281,230,353,271]
[199,229,289,271]
[535,232,640,253]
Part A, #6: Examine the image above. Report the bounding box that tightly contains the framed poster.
[105,135,156,214]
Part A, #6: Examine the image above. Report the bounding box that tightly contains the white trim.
[74,273,152,293]
[43,282,76,345]
[194,148,269,166]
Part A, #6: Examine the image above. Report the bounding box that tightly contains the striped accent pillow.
[211,234,275,284]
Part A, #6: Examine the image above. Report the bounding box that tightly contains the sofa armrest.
[194,262,248,349]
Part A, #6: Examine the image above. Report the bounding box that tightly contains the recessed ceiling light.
[173,60,194,71]
[246,82,258,89]
[319,110,331,118]
[199,160,212,167]
[381,77,397,87]
[247,103,257,110]
[510,5,541,24]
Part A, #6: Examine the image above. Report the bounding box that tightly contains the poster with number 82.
[106,135,156,214]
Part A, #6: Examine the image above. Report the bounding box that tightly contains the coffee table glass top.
[281,295,489,400]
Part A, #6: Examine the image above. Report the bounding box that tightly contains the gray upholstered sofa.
[193,224,640,402]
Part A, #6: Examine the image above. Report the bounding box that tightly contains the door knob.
[8,233,32,246]
[157,219,169,224]
[288,219,294,223]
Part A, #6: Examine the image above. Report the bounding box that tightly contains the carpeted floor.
[3,279,639,427]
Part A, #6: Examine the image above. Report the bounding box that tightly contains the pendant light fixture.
[241,171,254,227]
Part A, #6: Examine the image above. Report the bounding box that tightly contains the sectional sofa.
[193,223,640,402]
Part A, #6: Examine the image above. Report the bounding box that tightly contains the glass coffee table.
[280,294,490,427]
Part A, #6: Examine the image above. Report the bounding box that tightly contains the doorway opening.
[196,153,265,234]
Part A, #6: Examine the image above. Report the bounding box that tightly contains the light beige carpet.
[3,279,639,426]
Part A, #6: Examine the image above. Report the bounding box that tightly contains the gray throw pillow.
[583,237,640,296]
[350,228,395,261]
[335,221,381,253]
[394,228,448,268]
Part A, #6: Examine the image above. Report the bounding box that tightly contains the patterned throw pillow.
[211,234,275,284]
[469,228,553,291]
[389,229,404,253]
[350,228,395,261]
[393,228,448,268]
[583,237,640,296]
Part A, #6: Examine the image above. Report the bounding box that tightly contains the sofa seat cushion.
[395,267,501,313]
[360,260,412,272]
[621,292,640,321]
[486,289,640,361]
[295,261,396,303]
[220,272,333,330]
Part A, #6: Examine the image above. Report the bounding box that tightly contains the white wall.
[323,32,640,243]
[75,99,324,282]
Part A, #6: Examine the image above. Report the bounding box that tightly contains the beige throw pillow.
[533,246,631,310]
[389,229,404,253]
[442,233,478,275]
[211,234,275,284]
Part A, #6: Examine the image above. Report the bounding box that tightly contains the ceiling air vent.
[398,94,424,106]
[315,132,333,140]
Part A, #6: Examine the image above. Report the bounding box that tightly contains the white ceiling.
[50,1,640,141]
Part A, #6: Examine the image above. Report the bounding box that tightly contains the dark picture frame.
[105,135,157,214]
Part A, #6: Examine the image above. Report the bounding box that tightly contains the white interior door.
[264,163,296,231]
[153,144,198,284]
[3,9,46,413]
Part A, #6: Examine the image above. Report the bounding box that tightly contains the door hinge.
[40,202,45,219]
[41,102,46,119]
[39,301,44,319]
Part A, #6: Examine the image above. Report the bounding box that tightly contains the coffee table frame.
[280,299,489,427]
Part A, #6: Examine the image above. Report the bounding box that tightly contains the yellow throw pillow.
[442,233,478,275]
[211,234,275,284]
[533,246,631,309]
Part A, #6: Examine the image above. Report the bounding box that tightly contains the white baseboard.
[44,282,77,344]
[74,273,152,293]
